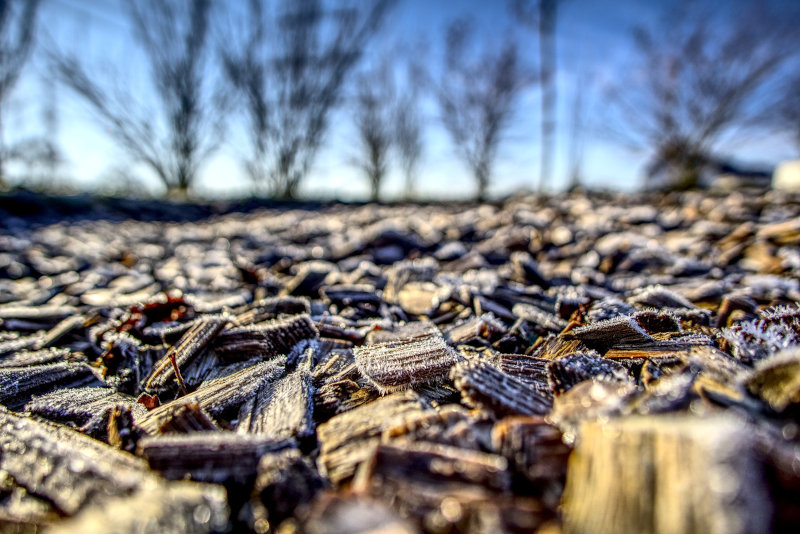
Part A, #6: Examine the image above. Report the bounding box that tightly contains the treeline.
[0,0,799,199]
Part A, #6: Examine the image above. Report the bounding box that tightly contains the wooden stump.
[562,415,770,534]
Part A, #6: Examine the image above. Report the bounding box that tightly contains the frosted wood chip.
[138,432,294,484]
[145,316,227,392]
[563,314,655,351]
[546,351,633,394]
[237,367,315,440]
[24,386,146,436]
[317,391,427,484]
[213,313,318,361]
[354,328,458,393]
[0,362,99,410]
[137,357,286,433]
[231,297,311,326]
[450,360,553,417]
[151,401,221,434]
[0,406,152,515]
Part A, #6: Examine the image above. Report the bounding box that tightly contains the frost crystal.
[723,304,800,364]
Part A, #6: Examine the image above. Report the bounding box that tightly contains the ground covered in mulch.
[1,189,800,533]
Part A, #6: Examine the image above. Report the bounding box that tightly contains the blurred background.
[1,0,799,201]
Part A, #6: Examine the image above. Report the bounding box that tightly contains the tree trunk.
[476,167,488,202]
[403,172,415,202]
[165,185,190,201]
[538,0,557,193]
[370,175,380,203]
[0,114,6,189]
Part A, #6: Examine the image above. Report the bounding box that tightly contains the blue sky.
[5,0,799,199]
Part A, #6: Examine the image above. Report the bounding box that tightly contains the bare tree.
[0,0,41,185]
[222,0,395,199]
[350,52,423,202]
[511,0,558,192]
[394,58,424,200]
[7,76,67,190]
[565,57,589,191]
[351,64,394,202]
[435,20,530,202]
[7,137,66,190]
[607,1,796,190]
[52,0,222,197]
[771,72,800,155]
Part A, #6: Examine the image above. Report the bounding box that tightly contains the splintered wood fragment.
[365,319,438,344]
[495,353,552,397]
[628,285,695,309]
[596,331,708,351]
[562,415,771,534]
[231,296,311,326]
[547,351,633,394]
[140,318,198,344]
[46,482,230,534]
[144,316,227,392]
[317,390,428,484]
[715,294,758,328]
[24,386,146,438]
[411,381,460,405]
[211,329,273,360]
[153,401,221,434]
[137,357,286,433]
[0,362,99,410]
[562,314,656,352]
[353,439,511,495]
[38,314,88,348]
[172,347,219,390]
[603,345,699,360]
[237,367,315,440]
[354,327,458,393]
[107,405,138,452]
[442,313,507,346]
[0,347,71,368]
[0,406,152,515]
[0,332,46,356]
[213,313,318,360]
[320,284,382,307]
[314,379,378,420]
[381,404,486,450]
[512,303,568,332]
[529,335,583,360]
[680,345,748,383]
[192,357,286,416]
[137,432,294,484]
[450,360,552,417]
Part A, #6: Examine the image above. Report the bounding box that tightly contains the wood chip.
[354,327,458,393]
